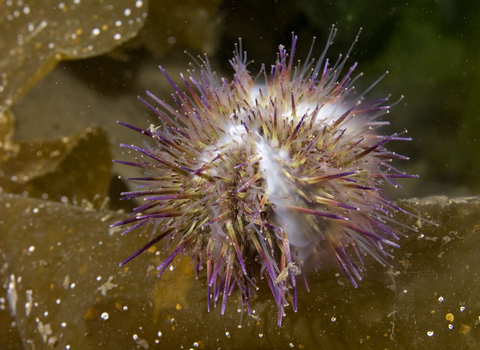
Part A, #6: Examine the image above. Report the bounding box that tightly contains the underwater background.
[1,0,479,349]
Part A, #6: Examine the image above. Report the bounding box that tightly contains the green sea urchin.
[112,26,418,326]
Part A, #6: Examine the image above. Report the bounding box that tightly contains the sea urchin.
[111,26,418,326]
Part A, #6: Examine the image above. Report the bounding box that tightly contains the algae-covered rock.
[0,0,148,114]
[0,126,112,205]
[0,194,479,349]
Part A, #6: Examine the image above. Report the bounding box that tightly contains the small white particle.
[157,331,162,337]
[44,311,48,317]
[28,246,35,252]
[133,334,138,340]
[58,2,65,9]
[460,306,466,312]
[448,324,453,330]
[66,345,70,349]
[92,28,100,36]
[331,316,336,322]
[23,5,30,14]
[56,299,61,304]
[115,20,122,26]
[427,330,434,337]
[101,312,109,320]
[70,283,76,289]
[135,0,143,8]
[403,289,408,293]
[124,8,131,16]
[123,306,128,311]
[73,0,81,4]
[25,290,33,317]
[225,332,230,338]
[33,208,39,213]
[96,276,102,281]
[193,342,199,348]
[113,33,121,40]
[438,296,444,302]
[289,344,294,348]
[259,333,263,338]
[61,322,67,327]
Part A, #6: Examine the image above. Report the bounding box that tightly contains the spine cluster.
[112,26,417,326]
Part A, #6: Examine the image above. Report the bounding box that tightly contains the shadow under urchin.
[111,25,420,326]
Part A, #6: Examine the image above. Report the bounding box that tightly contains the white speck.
[123,306,128,311]
[157,331,162,337]
[403,289,408,293]
[44,311,48,317]
[133,334,138,340]
[225,331,230,338]
[460,306,466,312]
[193,342,199,347]
[58,2,65,9]
[438,296,444,302]
[28,22,34,31]
[66,345,71,349]
[61,322,67,327]
[92,28,100,36]
[73,0,81,4]
[289,344,294,348]
[259,333,263,338]
[33,207,39,213]
[25,290,33,317]
[115,20,122,26]
[7,275,18,317]
[331,316,336,322]
[101,312,109,320]
[135,0,143,8]
[70,283,76,289]
[23,5,30,14]
[169,265,174,271]
[113,33,121,40]
[427,330,434,337]
[96,276,102,281]
[56,299,61,304]
[124,8,131,16]
[28,246,35,252]
[448,324,453,330]
[10,175,17,181]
